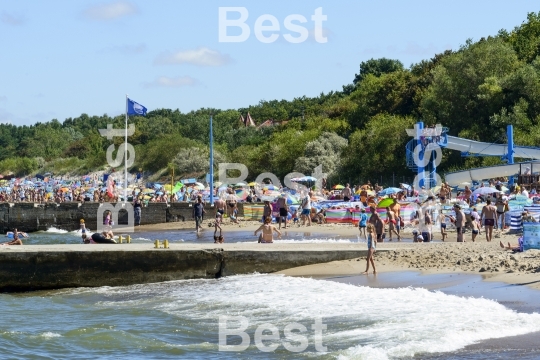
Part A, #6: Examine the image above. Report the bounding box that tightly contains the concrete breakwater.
[0,243,374,292]
[0,202,243,233]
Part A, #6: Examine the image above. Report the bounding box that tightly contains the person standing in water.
[133,196,142,226]
[254,217,282,243]
[362,223,377,275]
[358,208,368,239]
[193,196,205,234]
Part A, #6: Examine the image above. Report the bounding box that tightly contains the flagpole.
[209,114,214,205]
[125,94,128,204]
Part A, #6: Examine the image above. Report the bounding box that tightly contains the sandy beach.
[137,218,540,290]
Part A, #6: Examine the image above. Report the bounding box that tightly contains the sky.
[1,1,539,126]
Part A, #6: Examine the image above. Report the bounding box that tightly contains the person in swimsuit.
[471,218,479,242]
[495,194,507,231]
[214,212,223,241]
[277,194,289,229]
[262,200,272,223]
[254,217,282,243]
[386,207,402,241]
[448,204,465,242]
[2,228,23,245]
[481,199,498,242]
[438,213,447,241]
[369,206,384,242]
[362,223,377,275]
[214,198,226,217]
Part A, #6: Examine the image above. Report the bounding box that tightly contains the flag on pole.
[127,98,147,116]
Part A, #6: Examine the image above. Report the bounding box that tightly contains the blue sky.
[1,1,539,126]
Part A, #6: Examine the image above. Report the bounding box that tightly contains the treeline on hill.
[2,12,540,185]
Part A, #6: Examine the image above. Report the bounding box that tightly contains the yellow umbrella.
[163,184,173,191]
[248,182,258,186]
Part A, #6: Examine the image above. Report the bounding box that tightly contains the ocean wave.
[45,227,69,234]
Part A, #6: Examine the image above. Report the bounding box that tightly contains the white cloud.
[83,1,137,21]
[154,47,231,67]
[143,76,198,88]
[1,11,25,26]
[103,43,146,54]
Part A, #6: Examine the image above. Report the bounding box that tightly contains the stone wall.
[0,202,246,233]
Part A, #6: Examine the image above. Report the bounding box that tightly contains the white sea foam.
[39,332,62,338]
[81,274,540,359]
[45,227,68,234]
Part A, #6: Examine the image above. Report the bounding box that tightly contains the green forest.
[3,12,540,185]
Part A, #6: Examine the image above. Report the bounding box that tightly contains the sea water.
[1,274,539,359]
[13,227,363,245]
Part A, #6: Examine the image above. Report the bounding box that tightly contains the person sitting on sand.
[500,240,522,252]
[2,228,23,245]
[362,223,377,275]
[254,217,282,243]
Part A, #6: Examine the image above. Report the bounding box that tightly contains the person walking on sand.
[358,208,368,239]
[386,207,402,241]
[438,212,447,241]
[277,194,289,229]
[300,192,312,226]
[214,212,223,243]
[481,199,498,242]
[471,217,480,242]
[449,204,465,242]
[254,217,282,243]
[369,206,384,242]
[192,196,205,234]
[362,223,377,275]
[214,197,226,217]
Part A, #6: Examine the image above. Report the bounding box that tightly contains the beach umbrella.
[156,191,164,195]
[332,184,344,190]
[377,198,394,208]
[235,188,248,200]
[472,187,500,196]
[378,187,403,196]
[234,182,247,187]
[299,176,317,182]
[284,193,300,205]
[143,188,154,194]
[214,181,223,187]
[163,184,173,191]
[248,182,258,186]
[193,182,205,190]
[263,184,277,190]
[400,183,411,190]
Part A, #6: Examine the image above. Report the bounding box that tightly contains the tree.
[173,147,227,177]
[421,38,520,139]
[295,132,347,178]
[341,114,415,183]
[353,58,404,84]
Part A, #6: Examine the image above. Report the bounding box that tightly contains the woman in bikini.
[362,223,377,275]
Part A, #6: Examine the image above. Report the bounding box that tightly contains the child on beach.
[439,213,447,241]
[471,217,480,242]
[214,213,223,243]
[362,223,377,275]
[358,208,368,238]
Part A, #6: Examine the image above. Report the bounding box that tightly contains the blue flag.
[127,98,147,116]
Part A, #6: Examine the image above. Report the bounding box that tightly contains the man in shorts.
[192,196,205,234]
[449,204,465,242]
[495,194,507,231]
[481,199,498,242]
[277,194,289,229]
